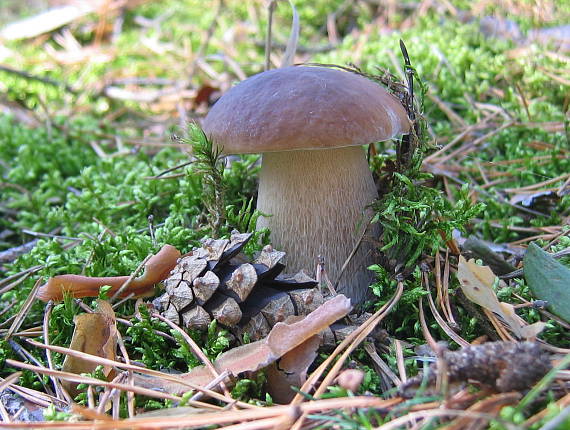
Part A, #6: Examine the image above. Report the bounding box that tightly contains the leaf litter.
[1,0,570,428]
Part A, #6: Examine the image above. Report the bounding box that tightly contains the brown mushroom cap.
[202,66,410,154]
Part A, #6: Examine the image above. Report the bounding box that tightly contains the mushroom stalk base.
[257,146,379,304]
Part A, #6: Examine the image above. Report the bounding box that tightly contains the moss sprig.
[373,41,485,274]
[186,124,227,237]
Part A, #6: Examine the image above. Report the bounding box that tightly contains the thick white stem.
[256,146,379,303]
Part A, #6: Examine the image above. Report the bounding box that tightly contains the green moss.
[1,0,569,414]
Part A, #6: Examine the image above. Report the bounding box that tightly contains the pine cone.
[154,231,326,341]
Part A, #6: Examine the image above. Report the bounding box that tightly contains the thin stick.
[394,339,407,383]
[109,254,151,302]
[0,372,22,393]
[0,271,34,296]
[0,65,77,94]
[115,332,135,418]
[0,265,43,289]
[425,278,470,347]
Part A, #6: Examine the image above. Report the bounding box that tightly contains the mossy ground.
[0,0,569,427]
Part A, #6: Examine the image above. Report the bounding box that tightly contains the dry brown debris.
[399,341,552,397]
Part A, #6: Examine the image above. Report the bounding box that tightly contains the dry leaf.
[457,256,545,340]
[61,300,117,396]
[266,313,321,404]
[37,245,181,302]
[135,294,351,394]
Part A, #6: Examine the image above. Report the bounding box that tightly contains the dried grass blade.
[443,392,521,430]
[0,372,21,392]
[0,396,394,429]
[363,343,401,386]
[42,301,70,403]
[425,277,470,347]
[280,0,299,67]
[525,392,570,427]
[6,359,184,402]
[23,339,247,408]
[4,279,42,340]
[394,339,407,383]
[288,282,404,430]
[374,408,508,430]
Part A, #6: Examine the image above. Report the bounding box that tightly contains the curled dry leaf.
[135,294,352,394]
[61,300,118,397]
[36,245,181,302]
[266,335,321,403]
[457,256,545,340]
[266,314,321,404]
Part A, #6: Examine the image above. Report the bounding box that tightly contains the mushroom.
[202,66,409,303]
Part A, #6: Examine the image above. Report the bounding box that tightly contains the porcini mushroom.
[203,66,409,303]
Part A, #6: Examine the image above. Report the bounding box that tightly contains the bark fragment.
[399,341,552,397]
